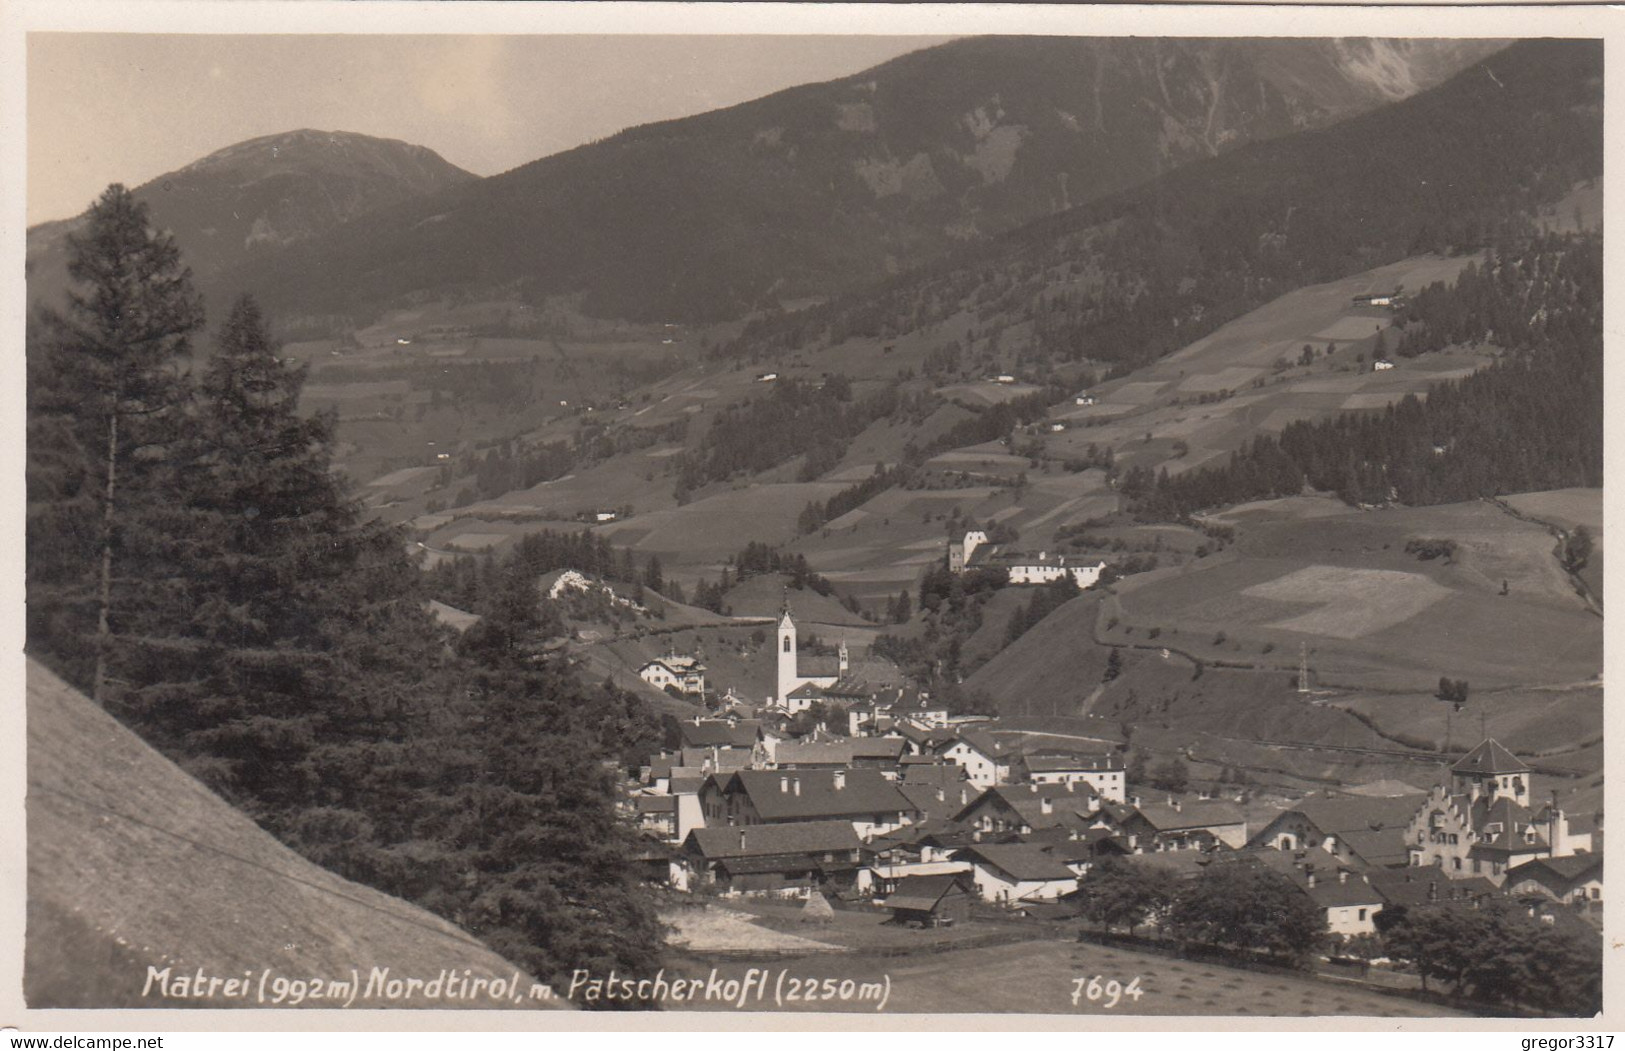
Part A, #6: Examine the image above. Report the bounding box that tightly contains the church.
[775,604,847,708]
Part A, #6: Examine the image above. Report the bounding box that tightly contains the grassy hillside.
[25,660,554,1009]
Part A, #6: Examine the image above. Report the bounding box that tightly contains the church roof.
[1452,739,1530,775]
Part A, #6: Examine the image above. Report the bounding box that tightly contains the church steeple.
[776,594,798,703]
[838,636,849,676]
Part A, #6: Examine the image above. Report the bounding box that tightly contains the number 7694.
[1070,975,1144,1009]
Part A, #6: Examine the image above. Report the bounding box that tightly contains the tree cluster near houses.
[26,186,666,995]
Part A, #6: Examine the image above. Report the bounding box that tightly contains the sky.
[26,33,952,225]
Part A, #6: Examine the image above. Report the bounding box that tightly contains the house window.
[1452,858,1462,871]
[783,637,791,653]
[1473,860,1481,875]
[1357,908,1367,921]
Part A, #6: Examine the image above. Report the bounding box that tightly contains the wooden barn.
[884,873,975,928]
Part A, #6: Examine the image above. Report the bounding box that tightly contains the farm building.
[681,821,871,897]
[699,768,921,841]
[1352,291,1402,307]
[948,530,1105,588]
[1015,752,1126,803]
[956,843,1079,904]
[1109,798,1248,852]
[884,874,975,927]
[639,653,707,696]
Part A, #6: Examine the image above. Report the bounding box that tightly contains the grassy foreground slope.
[25,659,556,1010]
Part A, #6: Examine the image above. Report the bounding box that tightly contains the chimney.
[833,770,846,791]
[960,788,969,805]
[1030,784,1039,794]
[1170,798,1182,812]
[780,776,789,794]
[738,829,748,851]
[1339,870,1348,884]
[1307,872,1316,888]
[1041,797,1054,815]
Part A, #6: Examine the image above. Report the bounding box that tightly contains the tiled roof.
[901,762,972,787]
[634,795,677,813]
[643,655,705,673]
[884,874,969,913]
[1131,800,1245,832]
[800,656,842,677]
[1507,853,1602,884]
[1367,870,1498,907]
[1023,753,1123,773]
[1287,792,1429,835]
[668,777,706,795]
[686,820,864,859]
[1335,826,1412,868]
[677,720,759,749]
[958,843,1078,882]
[724,769,919,822]
[897,782,977,820]
[1452,738,1530,775]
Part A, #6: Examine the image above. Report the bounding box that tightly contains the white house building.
[1017,753,1127,803]
[639,654,707,696]
[949,531,1105,588]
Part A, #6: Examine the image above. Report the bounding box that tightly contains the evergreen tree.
[28,184,204,700]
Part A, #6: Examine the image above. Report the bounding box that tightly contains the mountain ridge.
[26,128,475,310]
[204,36,1506,327]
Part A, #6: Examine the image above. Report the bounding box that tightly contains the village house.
[699,768,921,841]
[954,783,1102,837]
[955,843,1079,904]
[1366,868,1499,910]
[933,728,1014,788]
[680,820,870,897]
[633,795,678,840]
[638,653,708,696]
[1248,791,1426,870]
[1505,854,1603,908]
[1015,752,1127,803]
[1252,851,1387,937]
[1107,798,1248,852]
[772,736,908,773]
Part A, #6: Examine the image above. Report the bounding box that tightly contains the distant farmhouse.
[1352,290,1403,308]
[949,530,1105,588]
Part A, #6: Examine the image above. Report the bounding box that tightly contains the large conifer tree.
[27,184,203,700]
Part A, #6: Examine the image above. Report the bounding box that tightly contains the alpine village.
[24,37,1603,1016]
